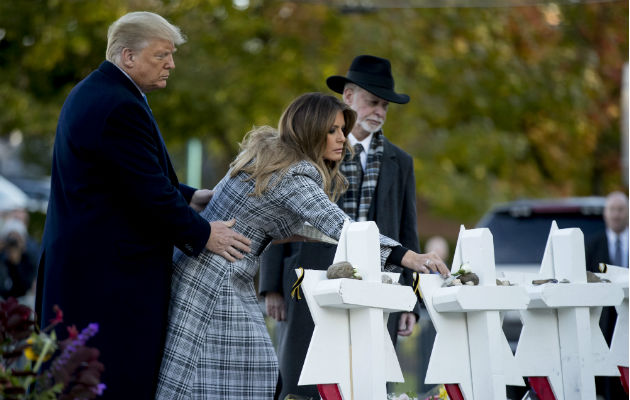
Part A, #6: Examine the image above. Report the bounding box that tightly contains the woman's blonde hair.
[230,92,356,201]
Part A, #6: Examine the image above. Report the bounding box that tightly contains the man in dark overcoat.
[586,191,629,272]
[36,11,250,400]
[259,55,423,398]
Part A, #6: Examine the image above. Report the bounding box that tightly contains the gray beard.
[359,120,383,134]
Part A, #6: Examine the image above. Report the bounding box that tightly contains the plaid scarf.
[340,131,384,221]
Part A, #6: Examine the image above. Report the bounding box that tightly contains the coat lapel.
[376,139,398,202]
[367,138,398,223]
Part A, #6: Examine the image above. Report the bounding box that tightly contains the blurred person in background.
[3,207,30,226]
[0,216,39,305]
[586,191,629,271]
[585,190,628,400]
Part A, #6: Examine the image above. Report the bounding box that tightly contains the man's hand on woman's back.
[207,219,252,262]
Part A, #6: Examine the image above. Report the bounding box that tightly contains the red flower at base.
[0,297,34,342]
[66,325,78,340]
[49,305,64,325]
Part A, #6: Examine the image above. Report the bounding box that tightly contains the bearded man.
[260,55,423,398]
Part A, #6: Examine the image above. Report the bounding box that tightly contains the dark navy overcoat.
[36,61,210,400]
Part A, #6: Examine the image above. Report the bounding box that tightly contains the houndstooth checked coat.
[156,160,400,399]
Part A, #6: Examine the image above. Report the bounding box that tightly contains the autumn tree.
[0,0,626,225]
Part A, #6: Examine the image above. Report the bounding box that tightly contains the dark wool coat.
[585,232,613,273]
[36,61,210,400]
[259,136,421,399]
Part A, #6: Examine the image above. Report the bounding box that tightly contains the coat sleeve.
[100,101,210,255]
[585,234,608,273]
[178,183,197,205]
[277,163,400,268]
[398,151,420,253]
[396,150,421,316]
[259,243,288,296]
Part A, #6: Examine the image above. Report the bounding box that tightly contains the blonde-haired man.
[37,12,250,399]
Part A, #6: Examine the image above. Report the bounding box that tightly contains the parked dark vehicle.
[476,196,606,275]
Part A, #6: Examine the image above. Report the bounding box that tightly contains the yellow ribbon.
[412,272,423,302]
[291,267,305,301]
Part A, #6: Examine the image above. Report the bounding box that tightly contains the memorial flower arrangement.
[0,297,105,399]
[443,262,479,287]
[387,385,449,400]
[452,262,472,278]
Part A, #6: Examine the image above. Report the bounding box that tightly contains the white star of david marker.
[502,221,624,399]
[298,220,416,400]
[420,226,528,400]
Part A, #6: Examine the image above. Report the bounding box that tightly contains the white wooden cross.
[419,226,529,399]
[502,222,624,399]
[297,221,417,400]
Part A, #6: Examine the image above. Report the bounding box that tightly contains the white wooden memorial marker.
[502,222,625,399]
[298,221,417,400]
[419,226,529,400]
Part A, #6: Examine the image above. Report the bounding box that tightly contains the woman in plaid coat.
[156,93,449,399]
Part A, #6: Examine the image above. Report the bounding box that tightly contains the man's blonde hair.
[106,11,186,65]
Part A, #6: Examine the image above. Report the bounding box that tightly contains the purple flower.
[92,383,106,395]
[48,323,100,379]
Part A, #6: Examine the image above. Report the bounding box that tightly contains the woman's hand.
[401,250,450,277]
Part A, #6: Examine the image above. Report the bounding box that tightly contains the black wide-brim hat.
[326,55,410,104]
